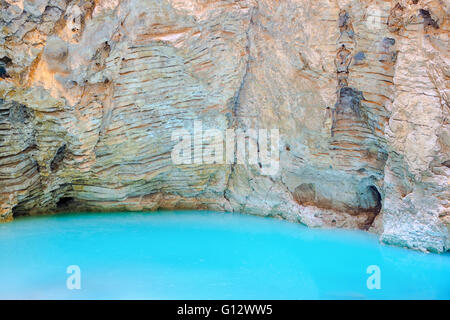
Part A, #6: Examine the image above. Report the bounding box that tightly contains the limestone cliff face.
[0,0,448,252]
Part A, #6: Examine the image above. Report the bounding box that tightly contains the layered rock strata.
[0,0,448,252]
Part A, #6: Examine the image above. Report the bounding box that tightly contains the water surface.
[0,211,448,299]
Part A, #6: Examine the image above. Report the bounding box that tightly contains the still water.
[0,211,448,299]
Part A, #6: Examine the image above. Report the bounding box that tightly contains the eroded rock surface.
[0,0,448,252]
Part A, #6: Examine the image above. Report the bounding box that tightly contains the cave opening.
[367,185,382,215]
[362,185,382,230]
[56,197,75,210]
[11,205,22,217]
[10,202,29,217]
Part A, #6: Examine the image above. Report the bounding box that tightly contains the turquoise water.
[0,211,448,300]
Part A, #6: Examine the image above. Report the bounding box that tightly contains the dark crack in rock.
[419,9,439,29]
[50,144,67,172]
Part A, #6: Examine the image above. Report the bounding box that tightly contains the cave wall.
[0,0,448,252]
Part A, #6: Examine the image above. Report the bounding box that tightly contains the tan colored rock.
[0,0,448,252]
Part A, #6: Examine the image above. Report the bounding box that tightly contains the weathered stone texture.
[0,0,448,252]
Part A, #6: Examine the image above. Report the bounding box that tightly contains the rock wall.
[0,0,448,252]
